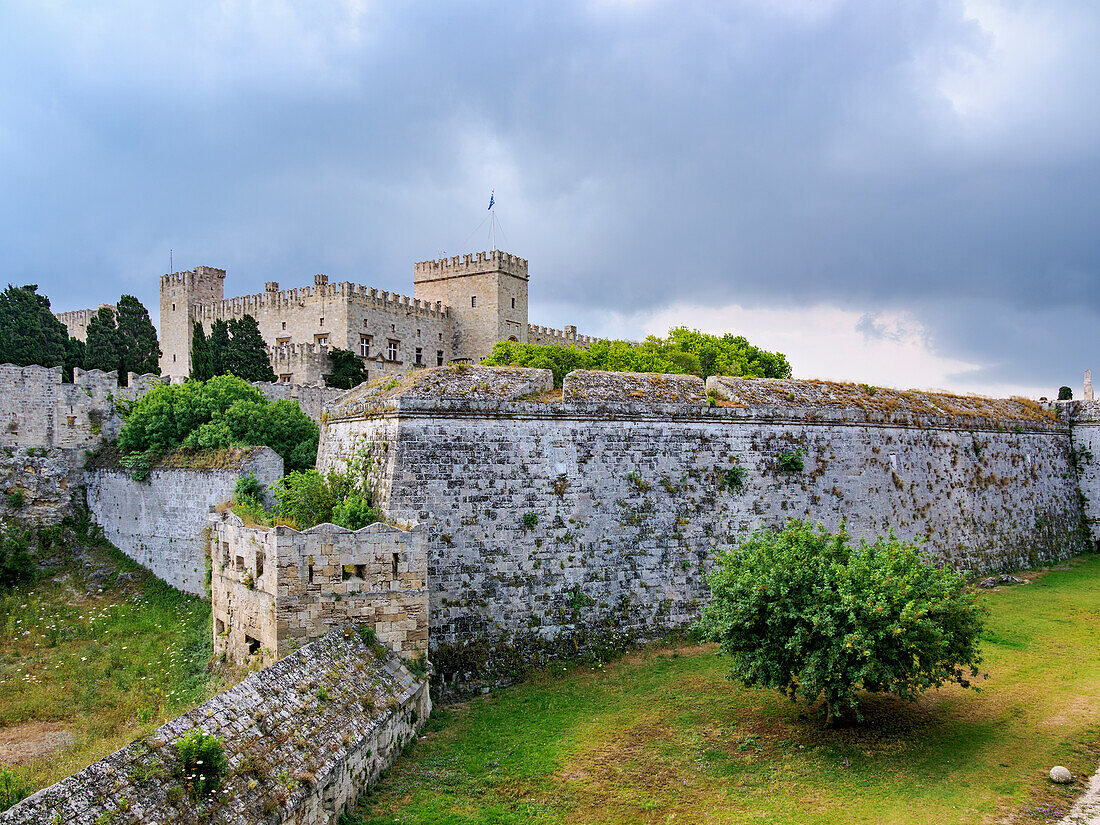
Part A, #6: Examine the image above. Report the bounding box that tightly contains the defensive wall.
[86,447,284,597]
[0,625,430,825]
[211,514,428,666]
[54,304,117,342]
[317,366,1088,685]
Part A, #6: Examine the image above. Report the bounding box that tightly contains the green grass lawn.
[345,555,1100,825]
[0,540,221,798]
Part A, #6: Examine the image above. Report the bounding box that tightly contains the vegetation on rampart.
[232,468,381,531]
[190,315,276,383]
[117,374,319,475]
[483,326,792,387]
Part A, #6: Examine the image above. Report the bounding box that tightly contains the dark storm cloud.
[0,0,1097,389]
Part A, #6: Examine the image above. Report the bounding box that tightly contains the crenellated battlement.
[192,281,449,321]
[159,266,226,289]
[414,249,529,282]
[528,323,599,346]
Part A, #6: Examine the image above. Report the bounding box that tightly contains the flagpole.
[488,189,496,251]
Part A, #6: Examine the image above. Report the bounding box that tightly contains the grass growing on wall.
[344,555,1100,825]
[0,540,221,801]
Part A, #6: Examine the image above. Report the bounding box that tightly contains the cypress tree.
[190,321,214,381]
[84,307,122,377]
[64,336,86,383]
[225,315,276,382]
[0,284,69,368]
[116,295,161,376]
[209,319,230,377]
[325,348,369,389]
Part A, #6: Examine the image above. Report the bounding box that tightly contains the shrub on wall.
[482,326,792,387]
[696,521,987,723]
[233,469,381,530]
[118,374,319,472]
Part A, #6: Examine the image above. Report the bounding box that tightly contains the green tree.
[224,315,276,382]
[483,327,791,387]
[0,285,69,369]
[1059,386,1073,401]
[696,521,986,723]
[190,322,214,381]
[208,319,230,377]
[118,374,319,471]
[84,306,122,375]
[115,294,161,376]
[325,348,369,389]
[63,336,86,383]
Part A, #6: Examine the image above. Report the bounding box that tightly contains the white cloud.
[585,301,1049,398]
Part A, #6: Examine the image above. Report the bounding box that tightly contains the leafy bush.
[0,766,30,812]
[118,374,319,472]
[697,521,986,723]
[173,729,228,797]
[0,529,34,590]
[1059,385,1073,401]
[234,473,266,504]
[483,326,792,387]
[776,447,805,472]
[235,469,382,531]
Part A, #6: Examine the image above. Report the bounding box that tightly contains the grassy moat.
[343,555,1100,824]
[0,539,221,797]
[4,548,1100,823]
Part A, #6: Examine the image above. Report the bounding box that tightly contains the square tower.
[159,266,226,378]
[413,250,529,362]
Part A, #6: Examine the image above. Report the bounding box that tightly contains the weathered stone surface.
[211,513,428,666]
[1051,766,1074,784]
[87,448,284,596]
[317,368,1087,687]
[565,370,707,403]
[0,626,430,825]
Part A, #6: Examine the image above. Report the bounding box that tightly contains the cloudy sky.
[1,1,1097,397]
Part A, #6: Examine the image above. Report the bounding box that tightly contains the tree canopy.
[85,306,122,374]
[119,374,319,472]
[325,348,369,390]
[116,295,161,376]
[196,315,276,382]
[482,326,792,386]
[0,285,69,369]
[696,521,986,723]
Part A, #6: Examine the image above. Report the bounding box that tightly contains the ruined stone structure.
[211,515,428,666]
[55,304,116,341]
[1,626,429,825]
[317,366,1092,685]
[159,250,596,384]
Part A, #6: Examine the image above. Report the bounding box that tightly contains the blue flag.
[488,192,494,210]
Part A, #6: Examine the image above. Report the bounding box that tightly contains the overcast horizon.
[2,1,1097,398]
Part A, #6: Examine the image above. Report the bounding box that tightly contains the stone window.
[246,635,261,656]
[276,337,290,346]
[280,374,292,383]
[438,332,443,341]
[415,347,423,366]
[222,542,230,566]
[437,350,444,366]
[235,555,245,572]
[172,303,176,311]
[387,340,399,361]
[512,297,516,309]
[315,334,328,346]
[417,328,421,338]
[471,295,476,308]
[282,321,286,330]
[391,323,395,333]
[215,619,225,635]
[360,335,371,357]
[255,550,264,579]
[319,317,325,326]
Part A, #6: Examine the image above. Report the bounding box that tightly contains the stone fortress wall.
[318,366,1090,682]
[211,514,428,666]
[55,304,117,342]
[0,626,429,825]
[86,448,285,596]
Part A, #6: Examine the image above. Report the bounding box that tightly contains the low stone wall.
[86,448,284,596]
[212,514,428,666]
[0,625,430,825]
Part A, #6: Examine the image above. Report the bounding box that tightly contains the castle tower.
[159,266,226,378]
[413,250,529,362]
